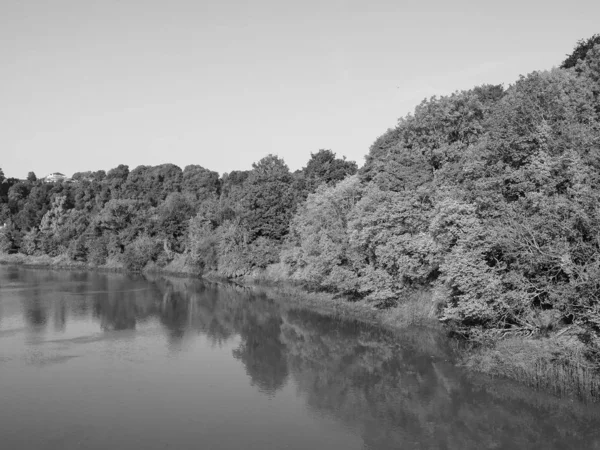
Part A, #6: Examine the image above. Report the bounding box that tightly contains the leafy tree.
[561,34,600,69]
[188,212,219,271]
[67,234,88,262]
[361,85,503,192]
[0,221,20,254]
[105,164,129,199]
[87,236,109,266]
[574,43,600,117]
[122,234,161,271]
[71,171,92,182]
[300,149,358,192]
[73,178,103,212]
[122,164,182,206]
[27,171,37,182]
[94,199,147,235]
[20,228,41,255]
[283,175,363,290]
[0,204,10,225]
[182,165,220,202]
[7,182,31,213]
[155,192,196,251]
[240,155,296,241]
[347,186,436,303]
[217,218,252,277]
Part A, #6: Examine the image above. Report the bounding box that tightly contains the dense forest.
[2,35,600,355]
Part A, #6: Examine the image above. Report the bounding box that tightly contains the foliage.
[0,223,20,254]
[298,149,358,193]
[20,228,40,256]
[240,154,297,241]
[182,165,220,202]
[561,34,600,69]
[122,234,162,272]
[283,176,362,290]
[188,212,219,271]
[87,236,109,266]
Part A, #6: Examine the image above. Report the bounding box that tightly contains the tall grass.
[381,290,439,327]
[464,335,600,403]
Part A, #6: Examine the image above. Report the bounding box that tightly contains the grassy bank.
[0,252,90,270]
[0,252,199,276]
[2,252,599,402]
[460,331,600,403]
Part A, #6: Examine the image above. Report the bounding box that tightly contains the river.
[0,266,599,449]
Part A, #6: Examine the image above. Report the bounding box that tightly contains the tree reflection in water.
[6,269,600,450]
[151,278,600,450]
[232,313,289,395]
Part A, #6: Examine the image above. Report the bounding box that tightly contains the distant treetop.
[561,34,600,69]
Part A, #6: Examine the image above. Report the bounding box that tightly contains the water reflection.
[1,267,600,449]
[233,313,289,395]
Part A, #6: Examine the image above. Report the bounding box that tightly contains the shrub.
[87,236,109,266]
[20,229,40,256]
[67,235,88,262]
[122,234,161,272]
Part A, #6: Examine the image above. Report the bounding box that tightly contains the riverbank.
[211,272,600,403]
[462,332,600,402]
[0,252,438,330]
[2,252,599,402]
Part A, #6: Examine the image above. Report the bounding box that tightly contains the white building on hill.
[44,172,69,183]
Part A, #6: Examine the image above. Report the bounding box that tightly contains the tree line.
[2,35,600,351]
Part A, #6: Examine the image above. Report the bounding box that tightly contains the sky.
[1,0,599,179]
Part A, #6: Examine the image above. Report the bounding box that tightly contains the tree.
[188,212,219,271]
[0,221,20,254]
[155,192,196,251]
[122,234,161,271]
[301,149,358,191]
[105,164,130,198]
[27,172,37,182]
[240,155,296,241]
[93,199,149,248]
[182,165,220,202]
[561,34,600,69]
[360,85,503,192]
[347,186,436,303]
[283,175,363,290]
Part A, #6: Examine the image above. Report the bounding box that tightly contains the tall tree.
[301,149,358,191]
[182,165,220,202]
[240,155,296,241]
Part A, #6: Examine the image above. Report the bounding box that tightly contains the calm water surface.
[1,266,599,450]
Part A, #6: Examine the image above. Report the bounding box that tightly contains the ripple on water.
[26,353,82,367]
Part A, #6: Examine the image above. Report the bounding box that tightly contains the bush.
[67,235,88,262]
[0,228,14,254]
[87,236,109,266]
[38,232,65,257]
[122,234,161,272]
[247,237,280,269]
[188,214,219,271]
[20,229,40,256]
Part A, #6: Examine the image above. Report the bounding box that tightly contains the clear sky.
[1,0,598,179]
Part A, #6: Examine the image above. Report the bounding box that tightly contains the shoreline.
[1,252,599,403]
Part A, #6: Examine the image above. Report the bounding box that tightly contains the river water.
[0,266,599,449]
